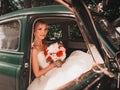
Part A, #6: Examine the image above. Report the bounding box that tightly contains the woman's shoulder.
[31,47,38,54]
[32,45,44,54]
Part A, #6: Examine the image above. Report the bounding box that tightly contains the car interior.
[29,17,105,89]
[39,17,87,56]
[30,17,88,78]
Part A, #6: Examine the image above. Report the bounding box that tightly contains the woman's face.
[34,23,48,40]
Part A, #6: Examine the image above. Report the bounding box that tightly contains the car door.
[0,17,29,90]
[56,0,120,89]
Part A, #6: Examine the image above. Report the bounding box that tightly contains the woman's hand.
[54,60,63,67]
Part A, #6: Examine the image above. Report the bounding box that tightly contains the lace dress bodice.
[37,51,49,68]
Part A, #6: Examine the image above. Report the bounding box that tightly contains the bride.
[27,20,104,90]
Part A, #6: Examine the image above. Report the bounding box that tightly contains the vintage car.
[0,0,119,90]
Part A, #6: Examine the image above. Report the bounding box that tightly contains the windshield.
[83,0,120,51]
[98,19,120,51]
[71,0,120,53]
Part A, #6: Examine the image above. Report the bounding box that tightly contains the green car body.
[0,1,119,90]
[0,5,75,90]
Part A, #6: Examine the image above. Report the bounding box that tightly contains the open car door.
[55,0,120,90]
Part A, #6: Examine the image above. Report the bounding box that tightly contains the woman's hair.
[34,20,48,30]
[33,20,48,46]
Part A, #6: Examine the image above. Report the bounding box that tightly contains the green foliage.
[85,0,120,22]
[0,0,57,15]
[70,24,83,41]
[0,0,119,22]
[46,24,62,40]
[103,0,120,22]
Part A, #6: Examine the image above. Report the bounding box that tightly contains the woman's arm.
[32,48,56,78]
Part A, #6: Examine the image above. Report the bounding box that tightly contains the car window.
[46,24,62,40]
[68,23,83,42]
[46,22,83,42]
[0,21,20,50]
[99,19,120,51]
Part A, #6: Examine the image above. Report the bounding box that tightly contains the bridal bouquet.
[44,42,66,63]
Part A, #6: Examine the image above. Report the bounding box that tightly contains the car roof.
[0,5,72,20]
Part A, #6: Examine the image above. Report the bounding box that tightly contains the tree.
[85,0,120,22]
[103,0,120,22]
[23,0,56,8]
[0,0,10,15]
[0,0,119,23]
[0,0,57,15]
[32,0,40,7]
[0,0,22,15]
[24,0,31,8]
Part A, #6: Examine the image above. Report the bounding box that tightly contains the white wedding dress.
[27,50,104,90]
